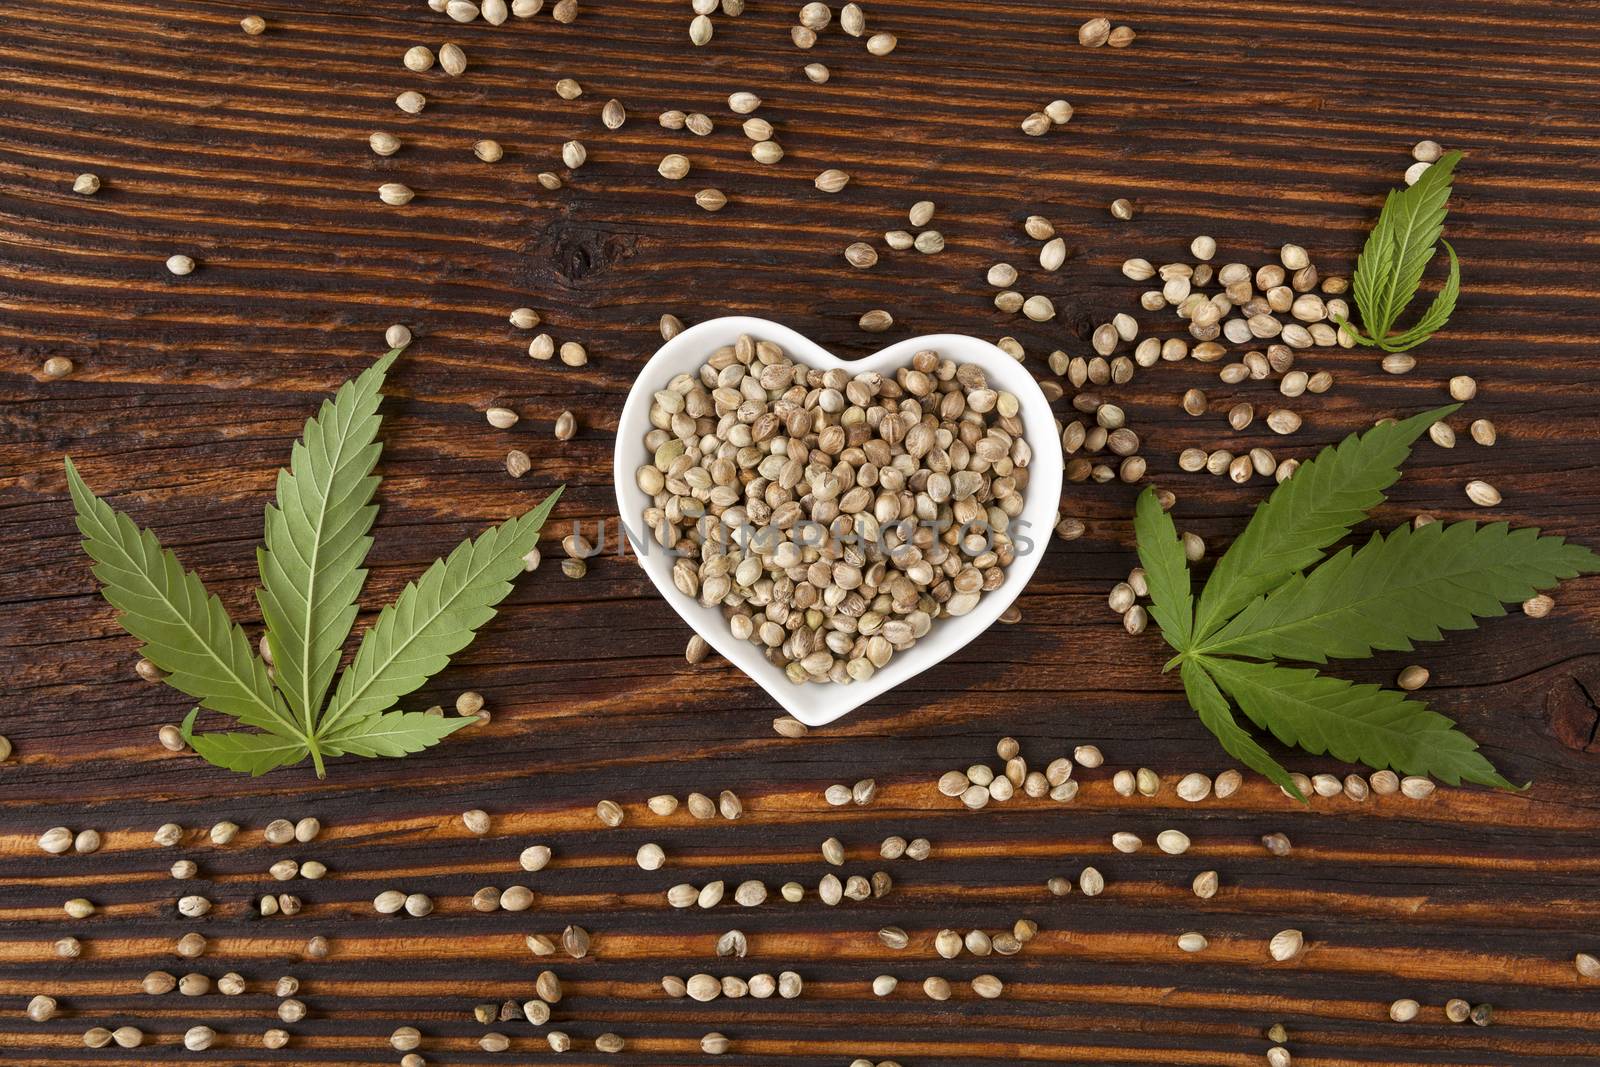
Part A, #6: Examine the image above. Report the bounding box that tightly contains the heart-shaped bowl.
[613,316,1064,726]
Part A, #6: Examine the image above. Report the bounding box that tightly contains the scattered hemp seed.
[379,182,415,206]
[685,634,711,664]
[659,154,691,180]
[866,31,897,55]
[1524,594,1555,618]
[39,826,74,854]
[73,173,101,195]
[1397,665,1430,690]
[143,971,177,995]
[1268,929,1304,962]
[166,254,195,275]
[1109,198,1134,220]
[815,169,851,193]
[474,139,504,163]
[695,188,728,212]
[240,14,266,34]
[1078,17,1111,45]
[846,242,878,269]
[1401,775,1437,799]
[384,323,412,348]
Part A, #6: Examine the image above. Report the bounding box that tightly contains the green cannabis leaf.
[1133,487,1193,653]
[1204,658,1516,791]
[1191,405,1457,642]
[67,348,563,778]
[257,351,392,738]
[1137,408,1599,799]
[1203,520,1599,664]
[1180,658,1300,800]
[65,459,298,740]
[1339,151,1462,352]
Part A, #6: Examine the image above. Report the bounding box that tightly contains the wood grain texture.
[3,0,1600,1063]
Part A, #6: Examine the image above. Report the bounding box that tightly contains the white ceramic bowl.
[613,317,1064,726]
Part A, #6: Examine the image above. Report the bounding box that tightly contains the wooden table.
[3,1,1599,1063]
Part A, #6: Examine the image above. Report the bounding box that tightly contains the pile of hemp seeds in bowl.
[635,335,1031,685]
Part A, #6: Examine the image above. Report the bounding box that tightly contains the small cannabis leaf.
[67,348,563,778]
[1137,408,1600,799]
[1339,151,1462,353]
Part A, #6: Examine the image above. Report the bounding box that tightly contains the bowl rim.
[611,316,1064,725]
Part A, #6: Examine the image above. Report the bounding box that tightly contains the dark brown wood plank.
[2,0,1599,1064]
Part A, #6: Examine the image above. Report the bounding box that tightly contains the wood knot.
[540,220,636,284]
[1544,670,1600,754]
